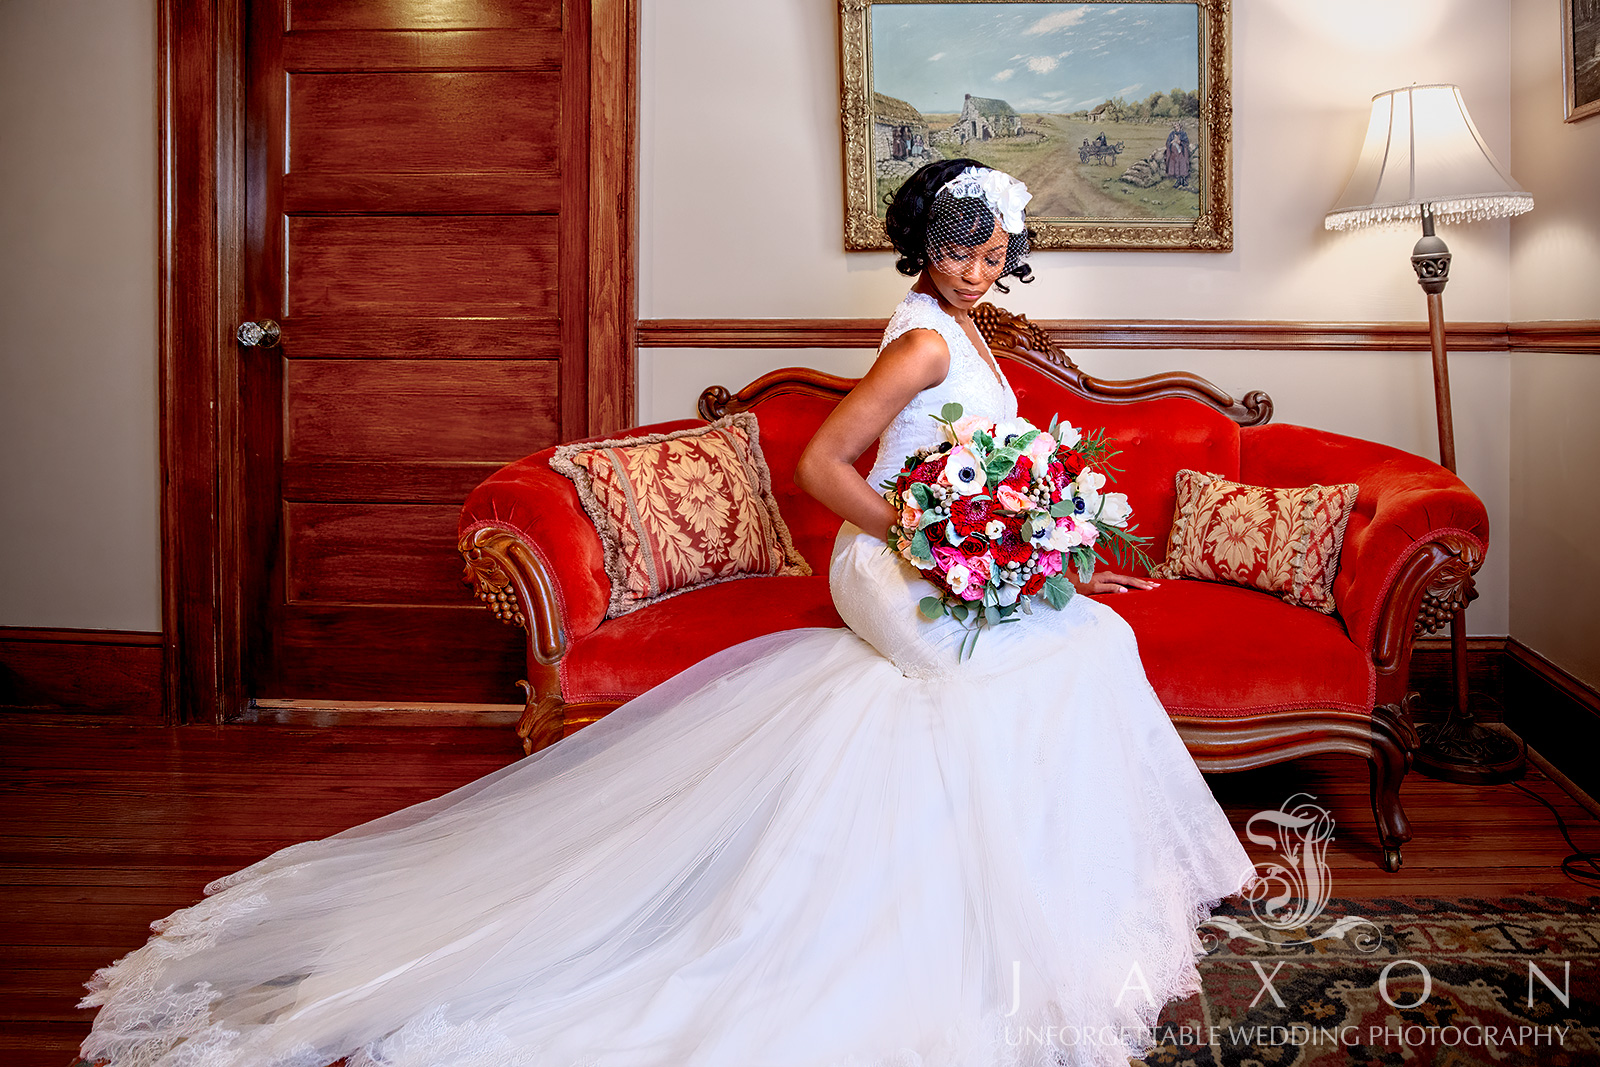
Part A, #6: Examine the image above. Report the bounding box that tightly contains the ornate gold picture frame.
[840,0,1232,251]
[1564,0,1600,122]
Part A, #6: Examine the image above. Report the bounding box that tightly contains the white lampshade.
[1325,84,1533,230]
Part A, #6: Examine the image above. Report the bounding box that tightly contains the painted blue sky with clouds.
[871,3,1198,114]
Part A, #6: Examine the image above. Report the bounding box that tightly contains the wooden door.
[234,0,630,706]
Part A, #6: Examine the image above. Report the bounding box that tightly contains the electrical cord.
[1512,776,1600,886]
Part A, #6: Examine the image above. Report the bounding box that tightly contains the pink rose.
[900,504,922,531]
[948,414,988,446]
[995,485,1032,512]
[1037,550,1063,576]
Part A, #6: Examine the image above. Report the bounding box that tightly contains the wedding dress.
[81,289,1258,1067]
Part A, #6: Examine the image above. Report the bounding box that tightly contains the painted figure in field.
[1165,123,1192,189]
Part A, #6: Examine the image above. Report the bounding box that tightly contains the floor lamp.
[1325,84,1533,785]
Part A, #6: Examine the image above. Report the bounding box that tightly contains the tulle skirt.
[81,528,1257,1067]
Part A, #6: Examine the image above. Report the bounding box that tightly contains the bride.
[79,160,1258,1067]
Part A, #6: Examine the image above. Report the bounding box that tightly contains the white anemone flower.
[943,445,986,496]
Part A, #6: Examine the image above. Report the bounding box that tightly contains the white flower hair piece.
[939,167,1033,234]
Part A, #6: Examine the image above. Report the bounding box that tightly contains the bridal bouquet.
[883,403,1150,658]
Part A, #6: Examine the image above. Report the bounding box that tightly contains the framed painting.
[839,0,1232,251]
[1565,0,1600,122]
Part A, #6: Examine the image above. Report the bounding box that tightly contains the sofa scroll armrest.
[458,448,620,662]
[1238,424,1490,691]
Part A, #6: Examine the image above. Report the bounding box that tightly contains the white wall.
[1508,0,1600,689]
[639,0,1516,634]
[1,0,1579,657]
[0,0,160,632]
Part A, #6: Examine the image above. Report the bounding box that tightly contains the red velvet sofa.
[458,306,1489,872]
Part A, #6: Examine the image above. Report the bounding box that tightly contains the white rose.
[946,562,972,596]
[1098,491,1133,528]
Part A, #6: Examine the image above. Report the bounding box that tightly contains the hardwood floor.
[4,722,1597,1065]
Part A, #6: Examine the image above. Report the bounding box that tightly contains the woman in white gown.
[80,161,1257,1067]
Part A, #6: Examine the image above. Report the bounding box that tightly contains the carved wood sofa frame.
[461,306,1482,873]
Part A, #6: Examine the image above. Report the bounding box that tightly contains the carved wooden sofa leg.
[515,681,567,756]
[1369,696,1422,872]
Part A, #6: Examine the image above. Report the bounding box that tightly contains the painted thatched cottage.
[955,93,1022,143]
[872,92,929,162]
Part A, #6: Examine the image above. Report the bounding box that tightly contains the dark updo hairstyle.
[884,158,1035,293]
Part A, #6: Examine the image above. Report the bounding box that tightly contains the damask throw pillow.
[1151,470,1359,614]
[550,413,812,619]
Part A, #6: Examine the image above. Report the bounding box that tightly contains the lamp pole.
[1409,204,1525,784]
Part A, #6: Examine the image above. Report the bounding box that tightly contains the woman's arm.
[795,329,950,542]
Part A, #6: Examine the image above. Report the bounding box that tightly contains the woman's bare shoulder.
[874,327,950,392]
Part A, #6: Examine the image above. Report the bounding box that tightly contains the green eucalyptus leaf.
[940,402,964,422]
[917,596,945,621]
[1042,574,1074,610]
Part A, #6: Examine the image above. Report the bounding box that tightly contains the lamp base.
[1414,716,1525,784]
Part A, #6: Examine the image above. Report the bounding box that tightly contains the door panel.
[285,503,472,604]
[284,361,559,458]
[244,0,590,705]
[287,0,560,32]
[285,217,559,314]
[288,72,559,174]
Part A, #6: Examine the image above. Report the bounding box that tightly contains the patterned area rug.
[1132,895,1600,1066]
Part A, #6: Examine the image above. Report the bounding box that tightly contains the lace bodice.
[864,290,1018,491]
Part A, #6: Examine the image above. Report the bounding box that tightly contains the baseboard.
[1502,639,1600,806]
[0,627,164,722]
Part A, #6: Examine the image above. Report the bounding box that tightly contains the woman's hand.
[1072,571,1160,595]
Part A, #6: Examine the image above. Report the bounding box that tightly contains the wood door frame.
[158,0,639,724]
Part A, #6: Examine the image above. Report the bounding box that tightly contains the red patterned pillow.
[1151,470,1359,614]
[551,413,811,619]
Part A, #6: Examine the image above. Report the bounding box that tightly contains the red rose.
[958,538,989,561]
[1021,573,1046,595]
[950,496,991,537]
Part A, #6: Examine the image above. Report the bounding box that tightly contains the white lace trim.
[79,867,1258,1067]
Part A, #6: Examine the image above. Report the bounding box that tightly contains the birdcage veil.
[923,166,1032,282]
